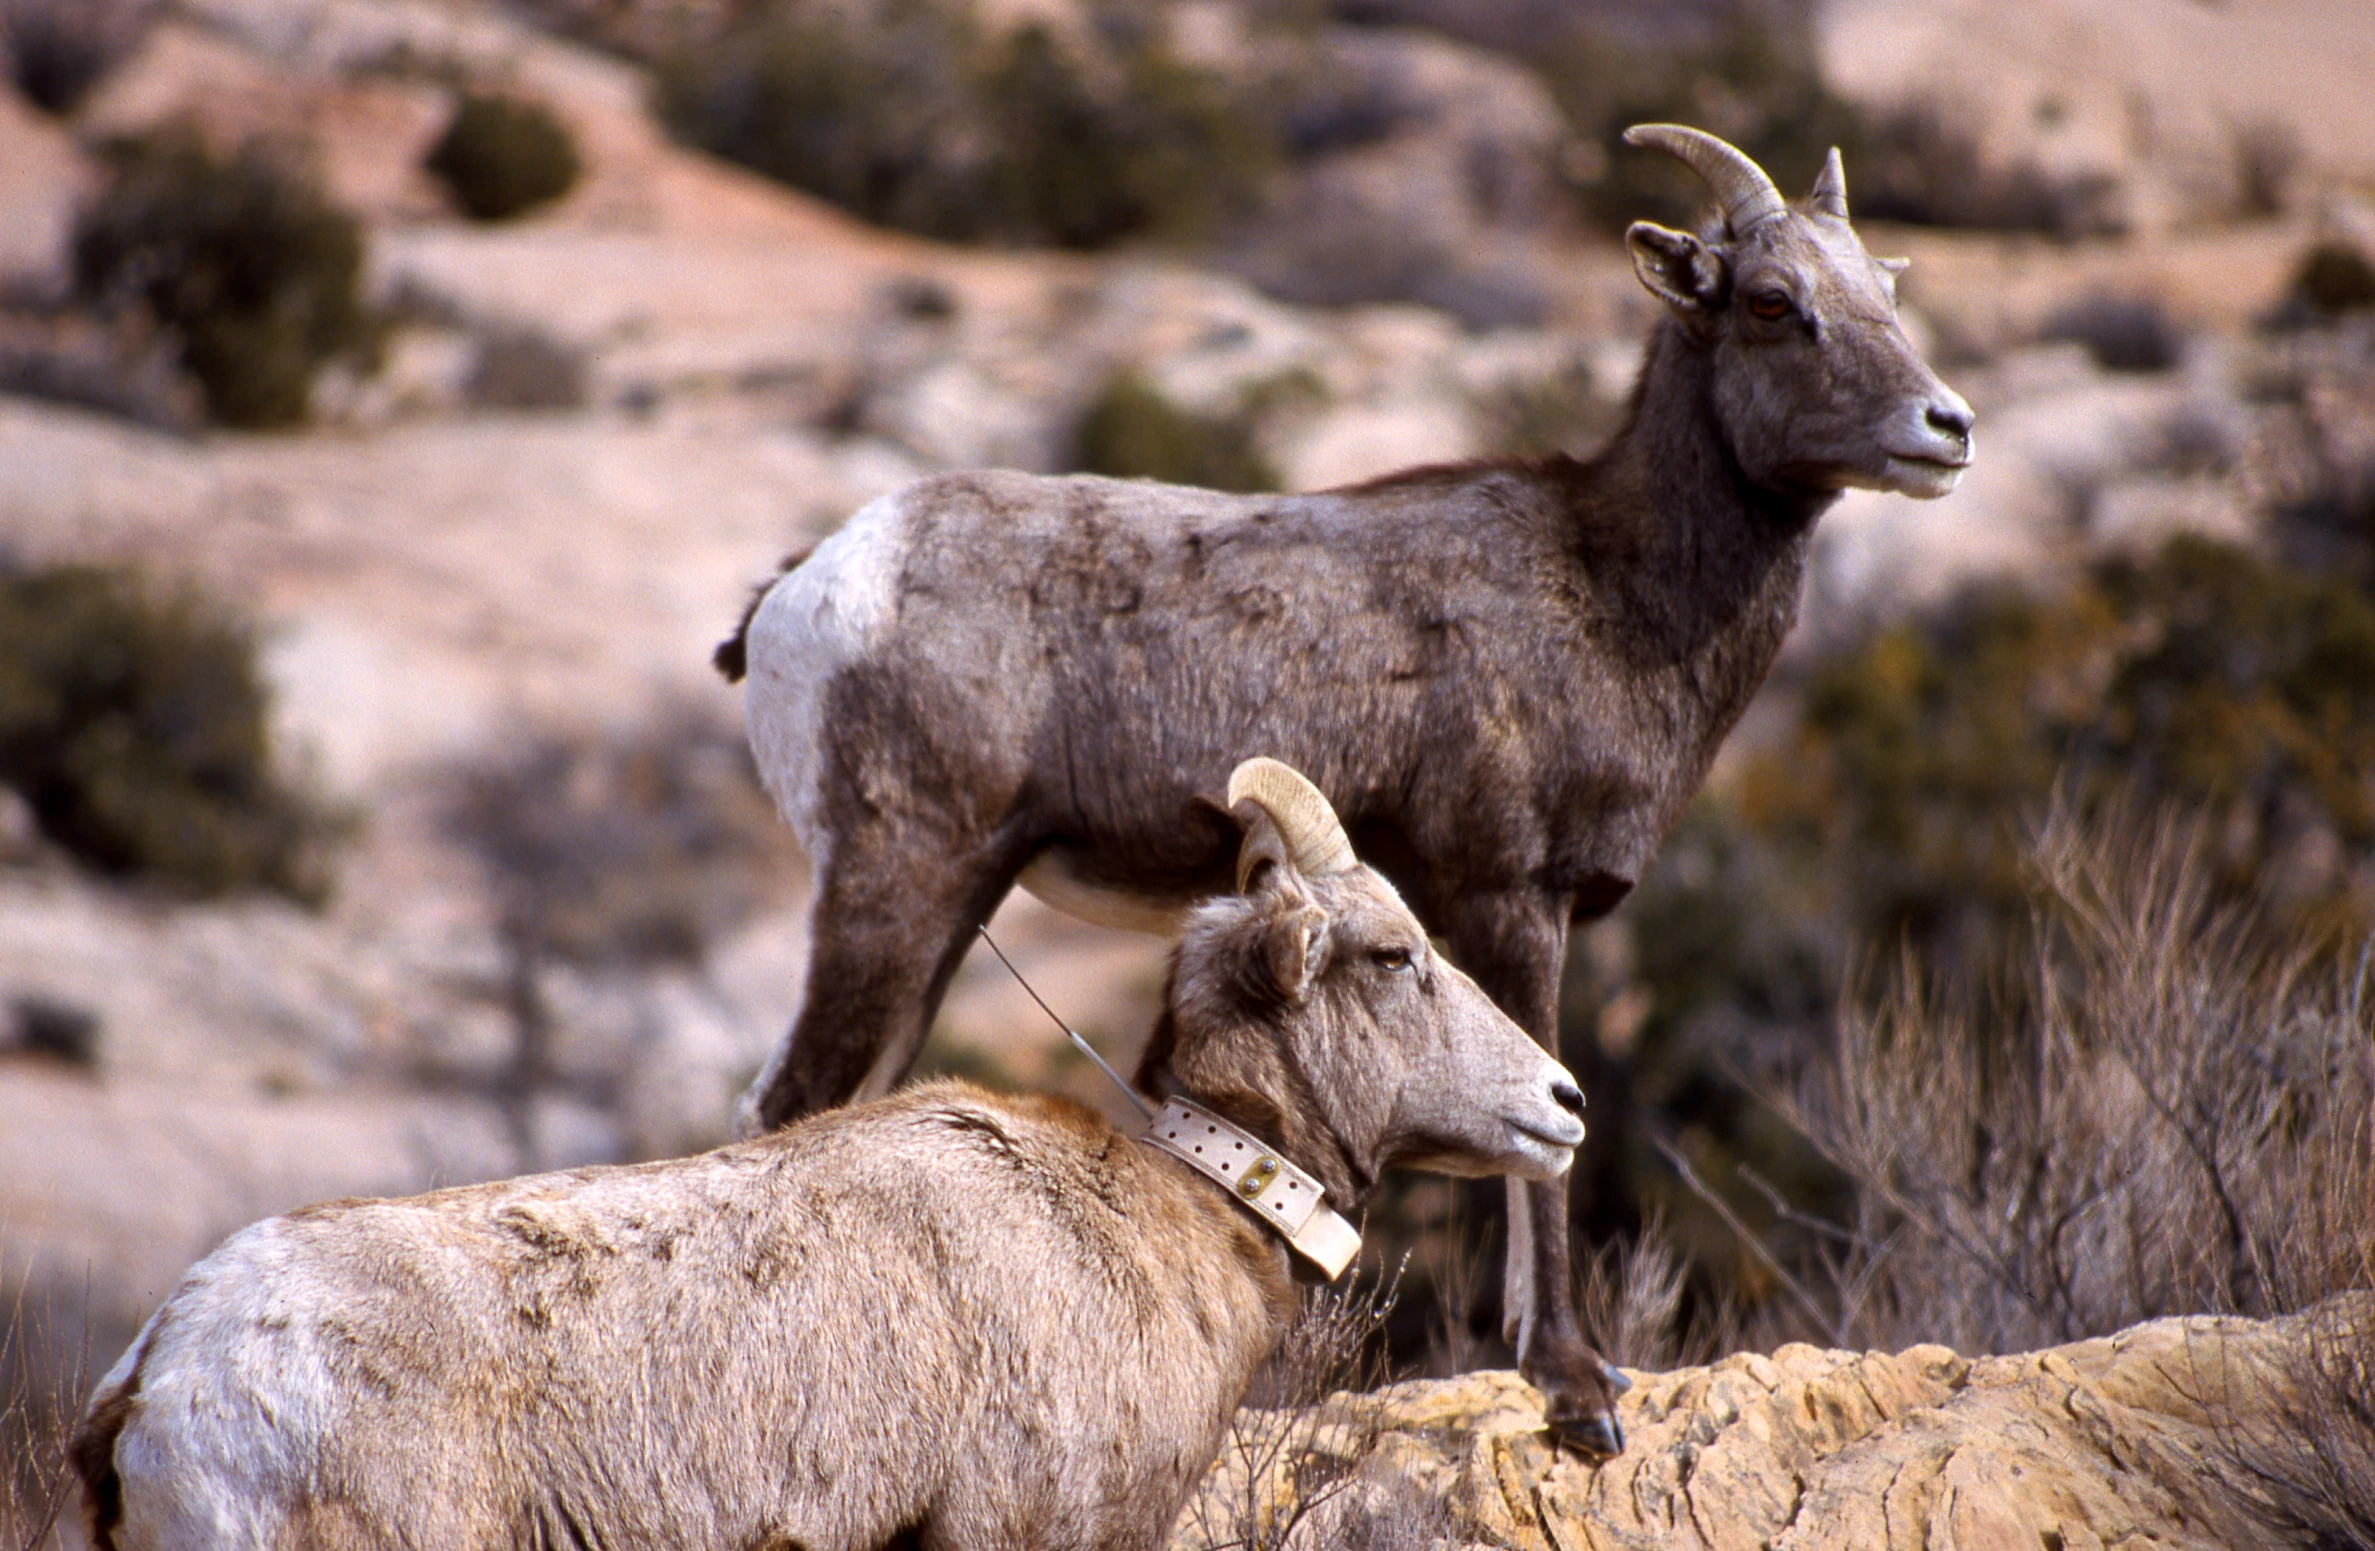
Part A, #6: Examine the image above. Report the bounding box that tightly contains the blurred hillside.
[4,0,2375,1540]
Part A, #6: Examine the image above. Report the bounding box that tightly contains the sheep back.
[80,1081,1295,1551]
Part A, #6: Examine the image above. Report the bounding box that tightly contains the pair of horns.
[1624,123,1849,233]
[1228,757,1354,892]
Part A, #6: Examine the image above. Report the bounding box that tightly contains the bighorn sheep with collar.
[716,124,1974,1456]
[74,761,1585,1551]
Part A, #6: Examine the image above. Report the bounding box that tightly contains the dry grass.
[0,1263,87,1551]
[1575,1210,1718,1374]
[2203,1295,2375,1551]
[1776,798,2375,1356]
[1632,794,2375,1536]
[1184,1264,1458,1551]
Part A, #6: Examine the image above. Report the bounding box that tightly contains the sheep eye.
[1372,947,1414,973]
[1746,290,1792,322]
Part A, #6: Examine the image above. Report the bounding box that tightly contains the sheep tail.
[712,547,812,683]
[70,1367,138,1551]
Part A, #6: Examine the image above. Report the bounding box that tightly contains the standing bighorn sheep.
[716,124,1973,1455]
[73,760,1584,1551]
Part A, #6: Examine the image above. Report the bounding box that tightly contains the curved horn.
[1623,123,1786,235]
[1809,146,1849,220]
[1227,757,1356,884]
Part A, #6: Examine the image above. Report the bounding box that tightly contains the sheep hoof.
[1549,1409,1627,1460]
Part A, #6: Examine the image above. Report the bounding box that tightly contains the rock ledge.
[1178,1312,2329,1550]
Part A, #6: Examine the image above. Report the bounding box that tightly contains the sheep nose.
[1550,1077,1585,1118]
[1926,395,1974,443]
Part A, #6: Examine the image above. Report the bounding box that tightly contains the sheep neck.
[1554,317,1831,742]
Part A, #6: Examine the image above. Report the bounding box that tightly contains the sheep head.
[1623,123,1975,501]
[1147,759,1585,1207]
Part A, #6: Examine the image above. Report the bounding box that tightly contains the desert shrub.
[1184,1269,1436,1551]
[657,4,1271,249]
[2041,291,2183,373]
[2287,241,2375,321]
[0,560,339,903]
[1473,357,1617,458]
[1749,535,2375,969]
[424,91,582,222]
[1775,801,2375,1355]
[982,23,1269,249]
[656,1,976,237]
[1541,13,2117,243]
[465,325,587,410]
[1538,17,1871,238]
[1847,100,2117,238]
[0,0,153,114]
[71,133,377,428]
[2212,1299,2375,1551]
[442,709,802,1120]
[1553,534,2375,1348]
[444,707,800,970]
[1071,372,1280,493]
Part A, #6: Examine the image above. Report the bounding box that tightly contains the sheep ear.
[1235,812,1328,1000]
[1626,221,1727,314]
[1260,900,1330,1004]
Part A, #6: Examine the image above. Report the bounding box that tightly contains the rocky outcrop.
[1176,1313,2341,1550]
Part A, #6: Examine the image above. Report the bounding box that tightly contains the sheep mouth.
[1881,451,1970,498]
[1505,1116,1585,1166]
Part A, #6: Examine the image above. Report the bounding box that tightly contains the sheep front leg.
[1446,893,1630,1459]
[737,828,1024,1134]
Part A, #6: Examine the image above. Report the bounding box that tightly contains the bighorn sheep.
[716,124,1974,1456]
[74,761,1584,1551]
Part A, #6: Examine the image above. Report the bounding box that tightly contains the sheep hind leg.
[1443,894,1631,1461]
[736,832,1026,1135]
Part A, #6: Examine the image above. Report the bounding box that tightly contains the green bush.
[1750,536,2375,961]
[655,1,976,237]
[71,133,377,428]
[1539,15,2109,239]
[657,3,1270,249]
[1473,358,1617,459]
[1071,372,1279,493]
[979,23,1268,249]
[1582,533,2375,1125]
[0,561,340,902]
[424,91,582,222]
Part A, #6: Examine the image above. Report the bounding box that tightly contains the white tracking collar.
[1139,1096,1363,1280]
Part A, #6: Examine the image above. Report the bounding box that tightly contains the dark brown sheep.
[719,124,1973,1455]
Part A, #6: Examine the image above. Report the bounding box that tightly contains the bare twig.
[1652,1134,1837,1346]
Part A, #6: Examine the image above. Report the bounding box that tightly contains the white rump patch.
[742,490,911,852]
[105,1220,342,1548]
